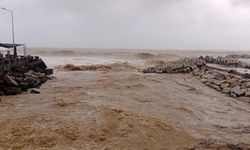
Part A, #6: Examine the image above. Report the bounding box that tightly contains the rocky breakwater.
[143,56,250,103]
[193,68,250,102]
[143,55,250,74]
[143,57,206,74]
[204,55,250,69]
[0,56,53,95]
[225,54,250,59]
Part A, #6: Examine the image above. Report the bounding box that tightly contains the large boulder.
[19,82,29,91]
[205,82,221,91]
[220,82,230,89]
[3,75,18,86]
[245,82,250,88]
[202,74,215,80]
[30,89,40,94]
[230,85,240,93]
[4,87,21,95]
[0,56,53,95]
[227,78,240,88]
[212,80,225,86]
[45,69,53,75]
[222,87,230,94]
[245,91,250,97]
[230,85,247,97]
[25,76,40,88]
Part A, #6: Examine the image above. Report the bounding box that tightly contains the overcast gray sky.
[0,0,250,50]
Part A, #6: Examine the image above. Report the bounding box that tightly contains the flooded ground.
[1,49,250,149]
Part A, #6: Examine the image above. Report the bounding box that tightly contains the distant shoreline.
[27,47,250,52]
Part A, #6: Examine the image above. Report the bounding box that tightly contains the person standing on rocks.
[6,50,10,58]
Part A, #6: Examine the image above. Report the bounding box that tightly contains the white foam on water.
[41,56,144,68]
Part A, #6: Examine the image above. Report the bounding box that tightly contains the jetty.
[143,54,250,102]
[0,43,53,95]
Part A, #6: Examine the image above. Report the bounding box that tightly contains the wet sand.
[1,49,250,149]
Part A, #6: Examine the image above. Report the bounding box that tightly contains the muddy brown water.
[1,50,250,149]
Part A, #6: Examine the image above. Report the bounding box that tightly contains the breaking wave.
[136,53,155,59]
[55,62,139,72]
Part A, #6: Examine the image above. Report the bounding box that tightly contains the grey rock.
[197,70,205,76]
[4,87,21,95]
[19,82,29,91]
[0,56,53,96]
[230,93,237,98]
[230,85,240,93]
[200,79,207,83]
[30,89,40,94]
[227,78,239,87]
[245,82,250,88]
[212,80,225,86]
[25,77,40,88]
[225,75,231,80]
[220,83,230,89]
[235,89,247,96]
[206,78,215,83]
[245,91,250,97]
[45,69,53,75]
[204,74,215,80]
[204,82,211,86]
[222,88,230,94]
[4,75,19,86]
[230,85,246,96]
[205,82,221,91]
[24,70,35,76]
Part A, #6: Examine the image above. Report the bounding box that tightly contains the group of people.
[0,49,11,58]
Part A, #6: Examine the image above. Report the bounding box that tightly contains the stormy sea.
[1,48,250,149]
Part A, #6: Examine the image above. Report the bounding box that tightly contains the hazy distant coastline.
[24,48,250,68]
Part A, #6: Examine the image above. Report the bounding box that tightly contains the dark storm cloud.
[0,0,250,50]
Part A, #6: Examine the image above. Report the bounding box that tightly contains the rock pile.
[0,56,53,95]
[143,58,206,74]
[193,67,250,101]
[143,55,250,74]
[204,56,250,68]
[225,54,250,59]
[143,55,250,102]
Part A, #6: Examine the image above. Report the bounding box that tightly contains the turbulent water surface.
[1,48,250,149]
